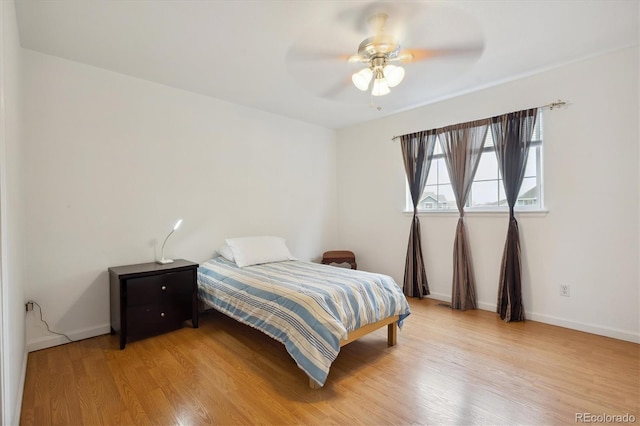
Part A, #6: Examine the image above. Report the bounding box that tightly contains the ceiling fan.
[285,3,485,103]
[347,13,413,96]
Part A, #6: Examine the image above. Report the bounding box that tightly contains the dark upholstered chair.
[321,250,357,270]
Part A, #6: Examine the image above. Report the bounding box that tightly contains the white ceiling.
[14,0,640,129]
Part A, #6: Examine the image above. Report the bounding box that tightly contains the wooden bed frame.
[308,315,400,389]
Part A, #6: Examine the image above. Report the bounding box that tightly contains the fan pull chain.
[369,92,383,111]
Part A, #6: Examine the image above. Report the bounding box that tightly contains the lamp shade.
[384,65,405,87]
[352,68,373,91]
[371,77,390,96]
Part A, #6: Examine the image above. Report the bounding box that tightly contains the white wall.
[22,50,338,350]
[336,47,639,343]
[0,0,27,423]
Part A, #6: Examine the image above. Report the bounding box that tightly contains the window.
[411,110,543,212]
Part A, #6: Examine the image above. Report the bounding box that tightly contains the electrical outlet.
[25,302,34,311]
[560,284,571,297]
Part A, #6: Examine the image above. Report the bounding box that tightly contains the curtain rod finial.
[548,100,566,110]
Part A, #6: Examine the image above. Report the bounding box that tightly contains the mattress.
[197,257,411,387]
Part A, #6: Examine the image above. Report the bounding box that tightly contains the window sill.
[403,209,549,218]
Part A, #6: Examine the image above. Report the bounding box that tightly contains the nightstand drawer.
[127,270,193,306]
[127,305,187,336]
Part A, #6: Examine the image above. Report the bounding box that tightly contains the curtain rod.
[391,99,567,141]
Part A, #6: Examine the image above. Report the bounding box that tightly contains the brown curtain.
[490,108,538,322]
[438,120,488,311]
[400,130,438,298]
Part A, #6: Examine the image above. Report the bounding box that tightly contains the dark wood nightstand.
[109,259,199,349]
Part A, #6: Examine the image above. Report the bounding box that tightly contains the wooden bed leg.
[309,377,321,389]
[387,322,397,346]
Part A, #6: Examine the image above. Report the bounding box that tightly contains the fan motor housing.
[357,35,402,60]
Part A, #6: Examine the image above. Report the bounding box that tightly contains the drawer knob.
[161,286,167,290]
[160,312,165,317]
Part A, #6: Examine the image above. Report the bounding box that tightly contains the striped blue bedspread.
[197,257,411,387]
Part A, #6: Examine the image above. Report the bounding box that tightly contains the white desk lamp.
[157,219,183,264]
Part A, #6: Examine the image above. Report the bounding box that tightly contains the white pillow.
[225,236,297,267]
[217,244,235,262]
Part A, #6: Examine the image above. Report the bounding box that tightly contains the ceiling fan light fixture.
[384,64,405,87]
[347,13,416,99]
[372,77,390,96]
[352,68,373,91]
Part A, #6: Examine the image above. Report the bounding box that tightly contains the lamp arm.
[159,229,176,261]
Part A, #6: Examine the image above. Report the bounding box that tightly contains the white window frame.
[405,111,546,214]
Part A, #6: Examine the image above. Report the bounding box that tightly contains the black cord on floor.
[27,300,74,343]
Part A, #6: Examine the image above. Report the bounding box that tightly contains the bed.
[197,254,411,388]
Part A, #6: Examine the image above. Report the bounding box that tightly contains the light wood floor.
[20,298,639,425]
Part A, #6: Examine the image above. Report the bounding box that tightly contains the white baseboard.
[24,296,640,350]
[524,311,640,343]
[426,292,639,344]
[427,292,453,305]
[426,292,495,311]
[26,323,111,352]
